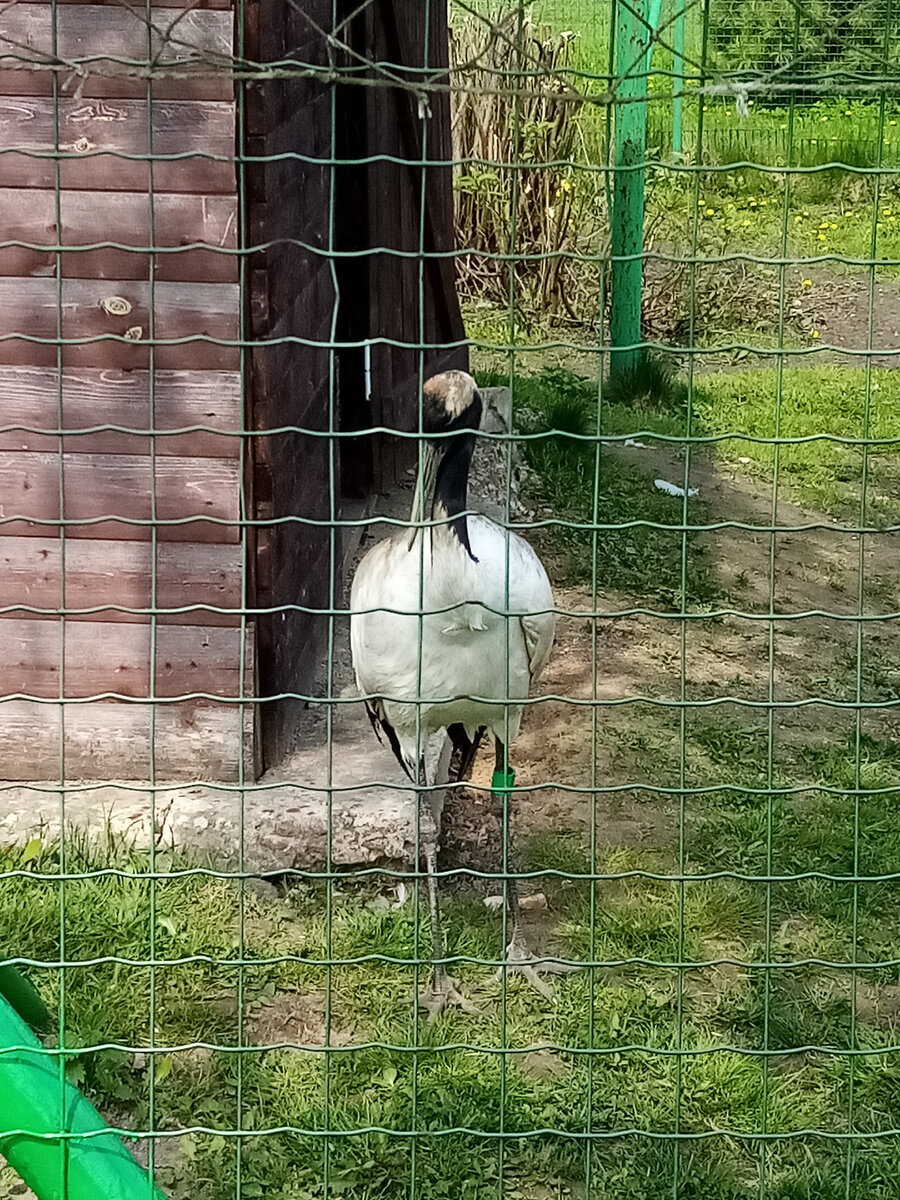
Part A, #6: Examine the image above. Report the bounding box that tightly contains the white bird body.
[350,513,555,774]
[348,369,558,1016]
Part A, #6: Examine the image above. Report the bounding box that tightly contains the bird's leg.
[417,755,478,1021]
[493,740,571,1001]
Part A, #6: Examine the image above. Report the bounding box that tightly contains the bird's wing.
[364,699,415,781]
[502,526,556,686]
[520,612,555,685]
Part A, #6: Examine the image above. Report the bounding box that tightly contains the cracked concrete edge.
[0,780,420,873]
[0,735,453,874]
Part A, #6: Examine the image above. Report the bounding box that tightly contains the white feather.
[350,514,555,774]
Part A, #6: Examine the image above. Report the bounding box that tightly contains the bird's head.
[408,371,483,557]
[421,370,483,438]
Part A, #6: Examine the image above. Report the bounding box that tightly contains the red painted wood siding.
[0,1,249,781]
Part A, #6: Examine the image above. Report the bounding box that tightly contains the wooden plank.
[0,365,242,457]
[0,189,238,282]
[247,0,339,768]
[0,537,243,625]
[0,616,244,697]
[0,278,240,370]
[0,7,234,100]
[0,451,241,542]
[0,699,248,781]
[0,97,235,192]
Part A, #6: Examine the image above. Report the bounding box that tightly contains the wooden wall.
[0,0,249,781]
[244,0,338,767]
[1,0,466,780]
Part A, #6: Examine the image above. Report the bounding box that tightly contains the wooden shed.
[0,0,464,782]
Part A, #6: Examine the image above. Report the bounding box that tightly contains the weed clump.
[604,351,687,414]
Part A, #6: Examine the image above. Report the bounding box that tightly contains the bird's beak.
[407,443,438,548]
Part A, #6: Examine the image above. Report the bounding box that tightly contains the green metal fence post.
[672,0,686,155]
[610,0,652,379]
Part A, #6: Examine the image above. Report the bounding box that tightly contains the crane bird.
[350,370,556,1018]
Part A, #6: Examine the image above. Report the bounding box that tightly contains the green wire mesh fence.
[1,0,900,1196]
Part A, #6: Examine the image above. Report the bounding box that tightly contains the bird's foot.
[418,969,479,1021]
[495,930,580,1001]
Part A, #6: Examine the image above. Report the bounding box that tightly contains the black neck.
[433,431,477,561]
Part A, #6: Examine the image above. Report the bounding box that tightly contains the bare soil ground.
[782,265,900,365]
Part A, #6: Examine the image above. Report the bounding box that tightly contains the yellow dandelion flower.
[818,233,827,241]
[819,220,829,228]
[795,215,803,222]
[883,208,892,216]
[811,329,820,338]
[891,120,898,126]
[830,223,837,229]
[802,279,812,287]
[706,207,715,215]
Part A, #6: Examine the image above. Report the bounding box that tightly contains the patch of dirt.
[855,981,900,1026]
[816,973,900,1029]
[781,265,900,368]
[245,988,354,1048]
[472,261,900,380]
[684,942,749,1017]
[518,1046,571,1080]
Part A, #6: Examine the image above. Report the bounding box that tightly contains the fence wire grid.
[1,0,900,1197]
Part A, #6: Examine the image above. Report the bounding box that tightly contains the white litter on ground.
[654,479,699,498]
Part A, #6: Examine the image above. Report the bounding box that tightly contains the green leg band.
[491,768,516,795]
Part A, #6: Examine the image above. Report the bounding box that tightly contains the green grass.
[4,735,900,1200]
[477,362,900,538]
[647,161,900,275]
[693,366,900,524]
[649,96,900,170]
[4,675,896,1200]
[2,631,899,1199]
